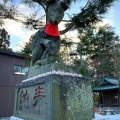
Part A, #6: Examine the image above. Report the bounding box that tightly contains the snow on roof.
[93,76,119,91]
[104,76,118,85]
[93,85,119,91]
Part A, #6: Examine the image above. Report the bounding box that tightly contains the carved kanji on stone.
[33,86,46,114]
[19,90,29,111]
[33,86,45,104]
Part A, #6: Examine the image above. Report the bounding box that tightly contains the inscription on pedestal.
[14,74,93,120]
[15,80,51,119]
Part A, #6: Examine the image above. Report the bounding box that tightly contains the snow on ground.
[94,113,120,120]
[10,114,120,120]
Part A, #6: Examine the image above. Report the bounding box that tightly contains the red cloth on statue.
[44,22,60,36]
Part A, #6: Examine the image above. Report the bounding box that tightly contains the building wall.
[0,53,25,117]
[100,90,120,106]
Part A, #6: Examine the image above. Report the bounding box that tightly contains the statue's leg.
[30,29,45,66]
[53,39,63,63]
[54,39,61,52]
[40,39,58,60]
[31,44,44,65]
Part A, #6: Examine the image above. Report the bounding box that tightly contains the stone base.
[13,64,94,120]
[26,63,80,78]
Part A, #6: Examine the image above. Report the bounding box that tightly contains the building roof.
[0,49,24,58]
[93,76,119,91]
[93,85,119,91]
[99,76,118,86]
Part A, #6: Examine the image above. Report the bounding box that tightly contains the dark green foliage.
[20,42,31,66]
[0,28,12,50]
[64,0,115,33]
[18,35,33,66]
[0,0,116,33]
[60,35,76,64]
[77,25,119,79]
[22,15,44,30]
[74,59,93,78]
[22,0,116,34]
[0,0,21,26]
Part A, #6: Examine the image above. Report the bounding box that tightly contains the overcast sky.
[1,0,120,52]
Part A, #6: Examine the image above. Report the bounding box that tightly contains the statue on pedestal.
[31,0,69,66]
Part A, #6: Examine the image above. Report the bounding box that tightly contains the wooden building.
[93,76,120,106]
[0,49,28,117]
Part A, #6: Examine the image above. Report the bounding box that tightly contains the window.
[14,65,28,75]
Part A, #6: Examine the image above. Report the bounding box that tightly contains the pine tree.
[0,28,12,50]
[17,35,33,66]
[77,25,119,79]
[21,0,116,33]
[0,0,20,26]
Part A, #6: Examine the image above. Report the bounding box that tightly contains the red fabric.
[44,22,60,36]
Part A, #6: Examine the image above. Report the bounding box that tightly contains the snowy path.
[94,113,120,120]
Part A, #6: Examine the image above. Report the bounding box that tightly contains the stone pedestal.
[13,64,94,120]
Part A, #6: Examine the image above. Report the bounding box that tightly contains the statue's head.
[47,0,69,25]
